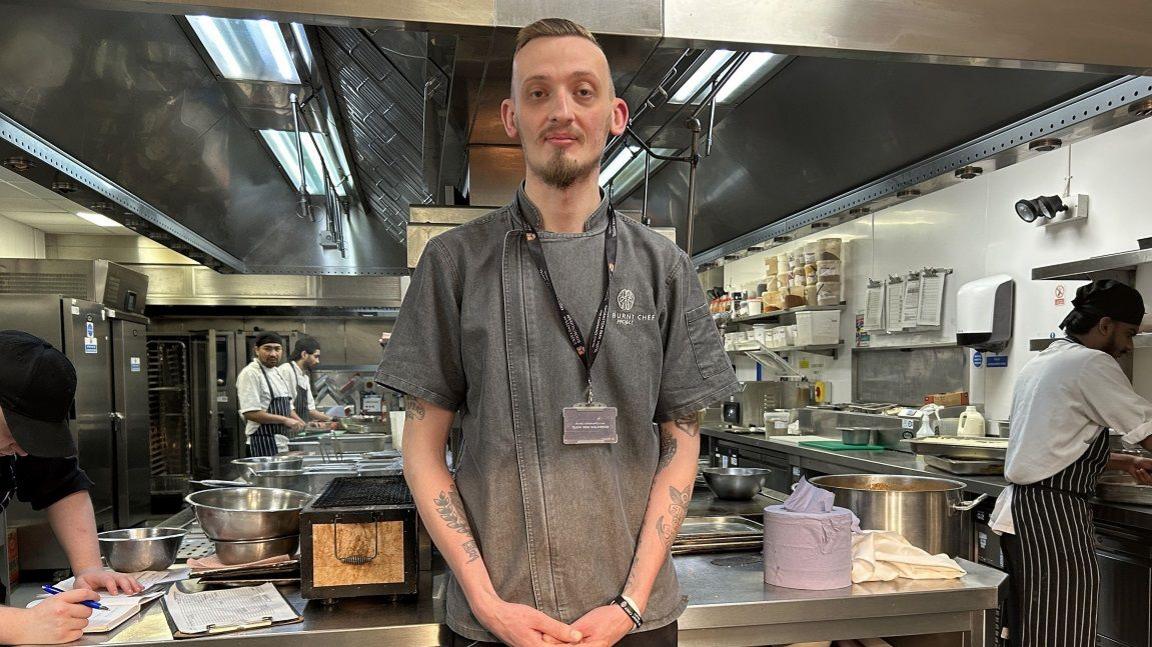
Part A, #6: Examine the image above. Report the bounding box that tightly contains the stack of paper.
[27,588,166,634]
[163,582,300,637]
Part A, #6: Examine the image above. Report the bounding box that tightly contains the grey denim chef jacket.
[377,186,738,641]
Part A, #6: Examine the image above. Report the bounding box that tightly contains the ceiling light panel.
[188,16,300,84]
[260,129,348,196]
[670,50,786,105]
[76,212,123,227]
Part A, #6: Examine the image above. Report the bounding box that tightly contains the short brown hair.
[515,18,601,54]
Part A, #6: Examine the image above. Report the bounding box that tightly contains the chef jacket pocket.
[686,303,728,380]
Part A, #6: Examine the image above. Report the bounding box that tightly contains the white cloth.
[236,360,296,437]
[990,340,1152,534]
[850,530,967,583]
[276,361,316,412]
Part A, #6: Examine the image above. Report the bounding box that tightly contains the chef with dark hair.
[0,330,141,645]
[276,334,332,426]
[992,280,1152,647]
[236,332,306,456]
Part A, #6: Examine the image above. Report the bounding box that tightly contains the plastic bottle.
[958,406,986,438]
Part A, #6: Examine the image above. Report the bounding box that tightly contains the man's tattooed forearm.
[656,484,692,549]
[433,485,472,536]
[674,411,700,437]
[405,395,426,420]
[656,427,677,472]
[461,539,480,564]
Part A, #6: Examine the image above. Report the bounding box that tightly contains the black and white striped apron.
[248,365,291,457]
[1002,426,1110,647]
[291,365,311,421]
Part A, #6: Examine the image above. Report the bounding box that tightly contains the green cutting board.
[798,441,887,451]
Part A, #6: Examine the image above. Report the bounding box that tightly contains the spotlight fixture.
[52,178,79,194]
[1014,195,1067,223]
[1,156,32,173]
[1129,99,1152,118]
[1028,138,1062,153]
[896,188,922,199]
[848,206,871,216]
[811,221,831,229]
[955,166,983,180]
[772,235,792,244]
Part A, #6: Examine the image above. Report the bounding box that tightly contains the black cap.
[0,330,77,458]
[253,332,284,348]
[1060,280,1146,328]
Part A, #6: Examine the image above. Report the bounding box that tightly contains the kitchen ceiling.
[0,166,134,236]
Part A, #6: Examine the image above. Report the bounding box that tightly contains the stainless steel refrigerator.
[0,296,116,568]
[108,311,150,529]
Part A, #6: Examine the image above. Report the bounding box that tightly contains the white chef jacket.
[236,359,296,437]
[990,339,1152,533]
[276,361,316,412]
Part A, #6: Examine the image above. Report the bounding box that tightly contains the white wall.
[724,115,1152,418]
[0,213,45,258]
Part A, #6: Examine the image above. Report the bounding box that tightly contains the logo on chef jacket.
[612,288,655,326]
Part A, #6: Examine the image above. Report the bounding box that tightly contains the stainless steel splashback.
[135,264,402,308]
[0,258,149,315]
[852,345,968,406]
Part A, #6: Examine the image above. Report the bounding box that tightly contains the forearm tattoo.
[433,485,480,563]
[656,426,677,473]
[405,395,426,420]
[655,484,691,549]
[674,411,700,437]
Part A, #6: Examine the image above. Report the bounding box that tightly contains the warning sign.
[1054,285,1066,306]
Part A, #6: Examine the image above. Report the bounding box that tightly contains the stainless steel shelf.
[728,342,842,357]
[727,303,845,326]
[1031,247,1152,281]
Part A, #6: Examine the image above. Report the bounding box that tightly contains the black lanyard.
[519,200,618,404]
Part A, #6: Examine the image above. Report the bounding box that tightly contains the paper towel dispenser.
[956,275,1014,352]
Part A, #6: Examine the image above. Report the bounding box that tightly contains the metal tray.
[671,540,761,556]
[923,455,1004,475]
[908,436,1008,460]
[677,516,764,540]
[1097,474,1152,505]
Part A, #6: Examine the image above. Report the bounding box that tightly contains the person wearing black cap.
[0,330,142,644]
[990,280,1152,647]
[275,335,333,426]
[236,332,306,457]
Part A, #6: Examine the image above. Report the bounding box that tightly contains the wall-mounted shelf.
[1032,247,1152,282]
[727,342,842,358]
[1030,334,1151,352]
[726,303,846,326]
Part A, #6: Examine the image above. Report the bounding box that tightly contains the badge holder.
[563,383,618,445]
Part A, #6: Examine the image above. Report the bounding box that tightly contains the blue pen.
[41,585,110,611]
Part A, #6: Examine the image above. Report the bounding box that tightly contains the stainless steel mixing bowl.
[701,467,771,500]
[248,469,308,493]
[98,527,187,572]
[211,535,300,565]
[230,456,304,478]
[185,487,310,541]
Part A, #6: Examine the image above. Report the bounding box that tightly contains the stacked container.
[816,238,842,306]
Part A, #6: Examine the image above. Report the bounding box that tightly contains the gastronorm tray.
[670,540,762,556]
[1097,473,1152,505]
[923,455,1004,475]
[908,436,1008,461]
[676,517,764,540]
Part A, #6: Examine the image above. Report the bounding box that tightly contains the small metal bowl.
[839,427,876,446]
[98,527,187,572]
[212,535,300,565]
[701,467,770,500]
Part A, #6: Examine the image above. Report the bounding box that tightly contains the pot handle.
[952,492,989,512]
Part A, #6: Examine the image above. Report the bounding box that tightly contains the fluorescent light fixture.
[670,50,785,105]
[188,16,300,84]
[599,146,677,196]
[260,129,348,196]
[76,212,123,227]
[290,23,314,72]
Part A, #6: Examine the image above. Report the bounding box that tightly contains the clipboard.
[162,582,303,639]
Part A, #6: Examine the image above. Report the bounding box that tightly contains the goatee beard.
[538,152,597,189]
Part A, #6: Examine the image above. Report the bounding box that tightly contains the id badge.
[563,404,618,444]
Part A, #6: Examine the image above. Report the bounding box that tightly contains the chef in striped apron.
[991,280,1152,647]
[236,332,305,456]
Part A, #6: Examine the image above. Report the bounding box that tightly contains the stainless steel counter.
[702,426,1152,532]
[14,555,1004,647]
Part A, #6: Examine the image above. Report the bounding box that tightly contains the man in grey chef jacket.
[377,18,738,647]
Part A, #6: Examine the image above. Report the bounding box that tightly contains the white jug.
[957,406,986,438]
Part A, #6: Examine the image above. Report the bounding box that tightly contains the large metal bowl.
[186,487,310,541]
[212,535,300,565]
[231,456,304,478]
[701,467,770,500]
[98,527,187,572]
[248,469,308,493]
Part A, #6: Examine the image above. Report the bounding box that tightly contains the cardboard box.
[924,391,970,407]
[6,527,18,588]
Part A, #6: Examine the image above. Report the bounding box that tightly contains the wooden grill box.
[300,476,419,600]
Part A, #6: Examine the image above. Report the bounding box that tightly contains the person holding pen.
[0,330,142,645]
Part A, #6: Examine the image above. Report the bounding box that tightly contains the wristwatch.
[611,595,643,629]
